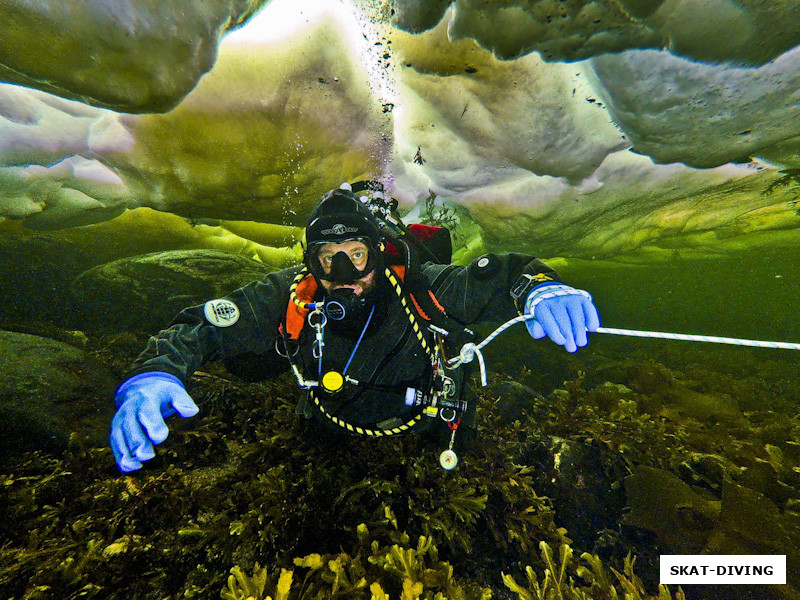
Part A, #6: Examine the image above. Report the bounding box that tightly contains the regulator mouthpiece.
[324,288,366,322]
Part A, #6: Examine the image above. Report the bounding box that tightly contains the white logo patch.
[321,223,358,236]
[204,299,240,327]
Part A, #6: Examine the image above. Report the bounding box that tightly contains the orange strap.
[427,289,446,313]
[281,266,409,340]
[411,289,446,320]
[282,275,318,339]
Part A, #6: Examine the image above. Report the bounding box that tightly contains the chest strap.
[282,265,437,437]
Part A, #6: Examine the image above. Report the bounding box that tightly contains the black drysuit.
[127,252,560,433]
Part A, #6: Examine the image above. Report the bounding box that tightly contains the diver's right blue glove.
[109,372,199,473]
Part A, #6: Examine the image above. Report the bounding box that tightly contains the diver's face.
[317,240,376,295]
[318,240,369,273]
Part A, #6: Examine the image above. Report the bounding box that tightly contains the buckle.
[509,273,555,310]
[509,274,538,305]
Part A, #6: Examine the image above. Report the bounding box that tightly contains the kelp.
[222,564,292,600]
[220,525,492,600]
[764,167,800,215]
[2,332,800,599]
[503,541,686,600]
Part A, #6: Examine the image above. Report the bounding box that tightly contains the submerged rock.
[70,249,273,334]
[486,380,548,425]
[614,359,747,426]
[0,231,91,326]
[707,480,800,572]
[0,330,117,455]
[624,465,721,552]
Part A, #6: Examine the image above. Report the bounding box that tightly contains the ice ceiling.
[1,0,800,260]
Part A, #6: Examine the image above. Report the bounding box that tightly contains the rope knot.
[459,342,478,364]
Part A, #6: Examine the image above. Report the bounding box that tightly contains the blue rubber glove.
[109,372,199,473]
[525,283,600,352]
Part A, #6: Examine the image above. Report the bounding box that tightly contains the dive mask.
[308,239,382,285]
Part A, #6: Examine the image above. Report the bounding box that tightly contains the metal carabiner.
[442,376,455,397]
[308,308,327,360]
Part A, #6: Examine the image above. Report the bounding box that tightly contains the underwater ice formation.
[378,17,799,257]
[0,85,133,227]
[0,0,799,259]
[590,46,800,169]
[3,0,797,115]
[0,15,392,229]
[380,0,800,66]
[0,0,268,112]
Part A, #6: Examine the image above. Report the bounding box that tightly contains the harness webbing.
[384,267,435,359]
[284,266,436,437]
[289,268,313,307]
[308,390,423,435]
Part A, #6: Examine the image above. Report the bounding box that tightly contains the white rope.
[527,286,592,312]
[449,314,800,386]
[448,315,529,385]
[595,327,800,350]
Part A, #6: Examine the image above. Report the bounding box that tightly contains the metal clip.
[439,406,457,423]
[442,376,455,397]
[289,362,318,389]
[308,308,327,359]
[275,336,298,358]
[308,308,327,330]
[429,324,450,337]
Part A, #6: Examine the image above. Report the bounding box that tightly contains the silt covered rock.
[0,330,117,455]
[70,249,273,334]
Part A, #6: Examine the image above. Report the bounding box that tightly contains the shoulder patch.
[204,299,240,327]
[469,253,500,279]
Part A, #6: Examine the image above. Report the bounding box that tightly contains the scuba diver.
[110,182,600,473]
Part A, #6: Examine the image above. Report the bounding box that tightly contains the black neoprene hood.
[305,189,382,248]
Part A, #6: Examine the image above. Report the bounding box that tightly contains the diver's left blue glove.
[525,283,600,352]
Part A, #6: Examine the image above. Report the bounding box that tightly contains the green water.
[561,249,799,344]
[1,234,797,599]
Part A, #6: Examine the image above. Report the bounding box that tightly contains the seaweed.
[420,191,461,239]
[3,332,800,599]
[221,564,292,600]
[763,167,800,215]
[503,541,686,600]
[220,525,491,600]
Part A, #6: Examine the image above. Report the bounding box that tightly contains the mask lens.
[315,242,370,277]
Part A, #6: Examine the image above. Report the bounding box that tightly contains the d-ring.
[308,310,327,328]
[275,337,298,358]
[439,408,457,422]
